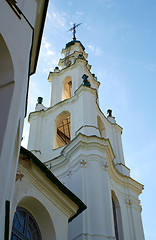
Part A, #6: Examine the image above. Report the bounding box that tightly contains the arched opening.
[13,197,56,240]
[11,206,42,240]
[62,76,72,101]
[0,34,14,155]
[111,191,124,240]
[54,111,71,149]
[97,116,106,138]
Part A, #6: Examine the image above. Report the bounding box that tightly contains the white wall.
[0,0,37,238]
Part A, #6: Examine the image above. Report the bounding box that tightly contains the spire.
[68,23,82,41]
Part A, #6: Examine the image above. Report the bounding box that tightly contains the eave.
[20,146,87,221]
[29,0,49,75]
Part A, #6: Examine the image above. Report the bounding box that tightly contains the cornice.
[58,50,86,66]
[62,41,86,54]
[28,84,98,121]
[28,85,122,136]
[96,100,123,133]
[45,133,143,195]
[48,56,100,88]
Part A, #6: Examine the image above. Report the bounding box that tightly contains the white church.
[27,34,145,239]
[0,1,145,239]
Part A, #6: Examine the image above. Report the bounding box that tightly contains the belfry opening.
[62,76,72,101]
[54,111,71,149]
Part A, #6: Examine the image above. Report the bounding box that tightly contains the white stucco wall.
[28,84,127,176]
[12,169,69,240]
[0,0,37,238]
[49,135,144,240]
[27,40,144,240]
[10,153,82,240]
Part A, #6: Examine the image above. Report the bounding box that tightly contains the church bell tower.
[28,36,145,240]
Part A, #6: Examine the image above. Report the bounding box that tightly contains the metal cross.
[68,23,82,41]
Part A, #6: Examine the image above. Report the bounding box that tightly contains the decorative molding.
[75,124,99,136]
[125,199,132,206]
[6,0,21,19]
[16,170,24,181]
[31,149,41,154]
[45,133,143,194]
[21,157,32,169]
[101,161,109,171]
[72,232,116,239]
[80,159,87,167]
[67,170,72,178]
[140,205,142,212]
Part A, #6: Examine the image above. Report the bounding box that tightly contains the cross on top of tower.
[68,23,82,41]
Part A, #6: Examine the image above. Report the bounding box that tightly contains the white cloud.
[132,60,156,72]
[68,1,72,6]
[76,11,84,16]
[42,40,55,56]
[107,4,113,8]
[95,46,103,56]
[145,63,156,71]
[88,44,103,56]
[97,0,114,8]
[38,38,61,73]
[88,45,95,51]
[47,9,67,30]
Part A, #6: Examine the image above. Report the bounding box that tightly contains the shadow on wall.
[0,34,14,155]
[97,115,106,138]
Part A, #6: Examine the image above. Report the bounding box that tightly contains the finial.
[37,97,43,104]
[107,109,112,117]
[68,23,82,41]
[54,66,59,72]
[82,74,91,87]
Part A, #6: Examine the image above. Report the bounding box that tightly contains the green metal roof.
[65,40,85,51]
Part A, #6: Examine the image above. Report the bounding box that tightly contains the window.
[112,199,119,240]
[111,191,124,240]
[62,76,72,100]
[54,112,71,149]
[11,207,42,240]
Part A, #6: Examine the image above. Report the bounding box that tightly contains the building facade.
[28,39,145,240]
[11,147,86,240]
[0,0,49,238]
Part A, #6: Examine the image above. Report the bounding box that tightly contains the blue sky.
[22,0,156,239]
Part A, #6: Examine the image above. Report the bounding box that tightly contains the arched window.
[11,207,42,240]
[112,198,119,240]
[62,76,72,100]
[112,192,123,240]
[54,112,71,149]
[97,116,106,138]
